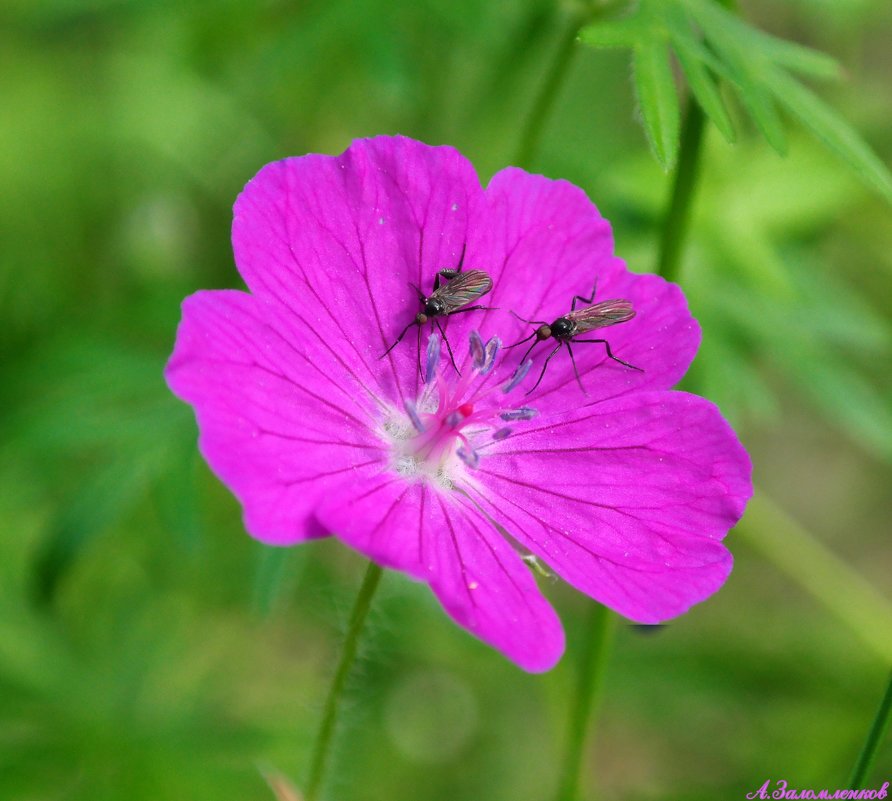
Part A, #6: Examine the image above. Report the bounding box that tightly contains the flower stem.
[514,8,586,169]
[554,602,616,801]
[656,100,706,283]
[737,493,892,664]
[304,561,383,801]
[847,669,892,789]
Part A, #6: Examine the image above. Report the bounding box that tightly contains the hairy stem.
[656,101,706,283]
[304,562,383,801]
[555,602,616,801]
[848,669,892,789]
[514,8,586,169]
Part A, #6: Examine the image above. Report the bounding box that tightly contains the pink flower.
[165,136,751,672]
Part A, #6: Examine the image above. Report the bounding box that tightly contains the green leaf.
[685,0,788,154]
[664,9,736,142]
[578,14,647,49]
[769,70,892,204]
[579,0,858,175]
[690,0,841,80]
[748,32,842,80]
[633,40,681,171]
[788,352,892,462]
[31,455,159,605]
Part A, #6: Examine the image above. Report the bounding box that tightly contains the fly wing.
[434,269,493,313]
[567,299,636,333]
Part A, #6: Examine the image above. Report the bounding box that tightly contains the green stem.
[555,603,616,801]
[656,101,706,282]
[304,562,383,801]
[848,669,892,789]
[514,8,586,169]
[737,493,892,664]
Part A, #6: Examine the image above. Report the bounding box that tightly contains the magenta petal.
[166,136,753,668]
[470,168,701,407]
[314,477,565,672]
[165,290,387,545]
[468,391,752,623]
[232,135,485,405]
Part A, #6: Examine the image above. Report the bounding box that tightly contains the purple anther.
[425,334,441,384]
[492,427,512,441]
[456,446,480,469]
[480,336,501,375]
[502,359,532,393]
[500,406,538,421]
[445,411,462,427]
[469,330,485,370]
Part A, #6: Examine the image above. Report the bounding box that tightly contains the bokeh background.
[1,1,891,799]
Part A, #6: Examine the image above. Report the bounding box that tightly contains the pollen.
[382,332,537,489]
[395,454,420,478]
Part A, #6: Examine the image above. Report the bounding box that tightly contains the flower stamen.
[404,399,426,433]
[425,334,441,384]
[385,333,537,483]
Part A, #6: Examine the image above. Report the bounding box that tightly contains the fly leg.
[573,338,643,371]
[570,278,599,311]
[433,243,468,291]
[434,318,459,375]
[509,310,548,327]
[416,324,423,379]
[566,341,588,395]
[381,319,416,358]
[526,342,563,395]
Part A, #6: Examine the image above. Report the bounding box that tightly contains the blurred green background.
[1,1,890,799]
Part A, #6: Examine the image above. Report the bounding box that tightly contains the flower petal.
[466,391,752,623]
[232,135,485,407]
[314,477,565,672]
[165,290,387,545]
[467,168,700,408]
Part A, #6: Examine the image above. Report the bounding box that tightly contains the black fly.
[508,280,642,394]
[382,244,496,376]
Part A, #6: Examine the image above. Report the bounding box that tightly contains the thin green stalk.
[737,493,892,664]
[653,0,737,282]
[555,603,616,801]
[304,562,383,801]
[648,6,892,785]
[515,8,586,169]
[654,0,736,282]
[848,669,892,789]
[656,101,706,283]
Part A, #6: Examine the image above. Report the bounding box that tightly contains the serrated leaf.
[686,0,841,80]
[769,69,892,204]
[686,1,788,154]
[633,40,681,170]
[748,32,841,80]
[665,9,736,142]
[578,14,648,49]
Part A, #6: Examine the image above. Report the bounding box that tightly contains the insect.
[381,244,496,376]
[507,280,643,394]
